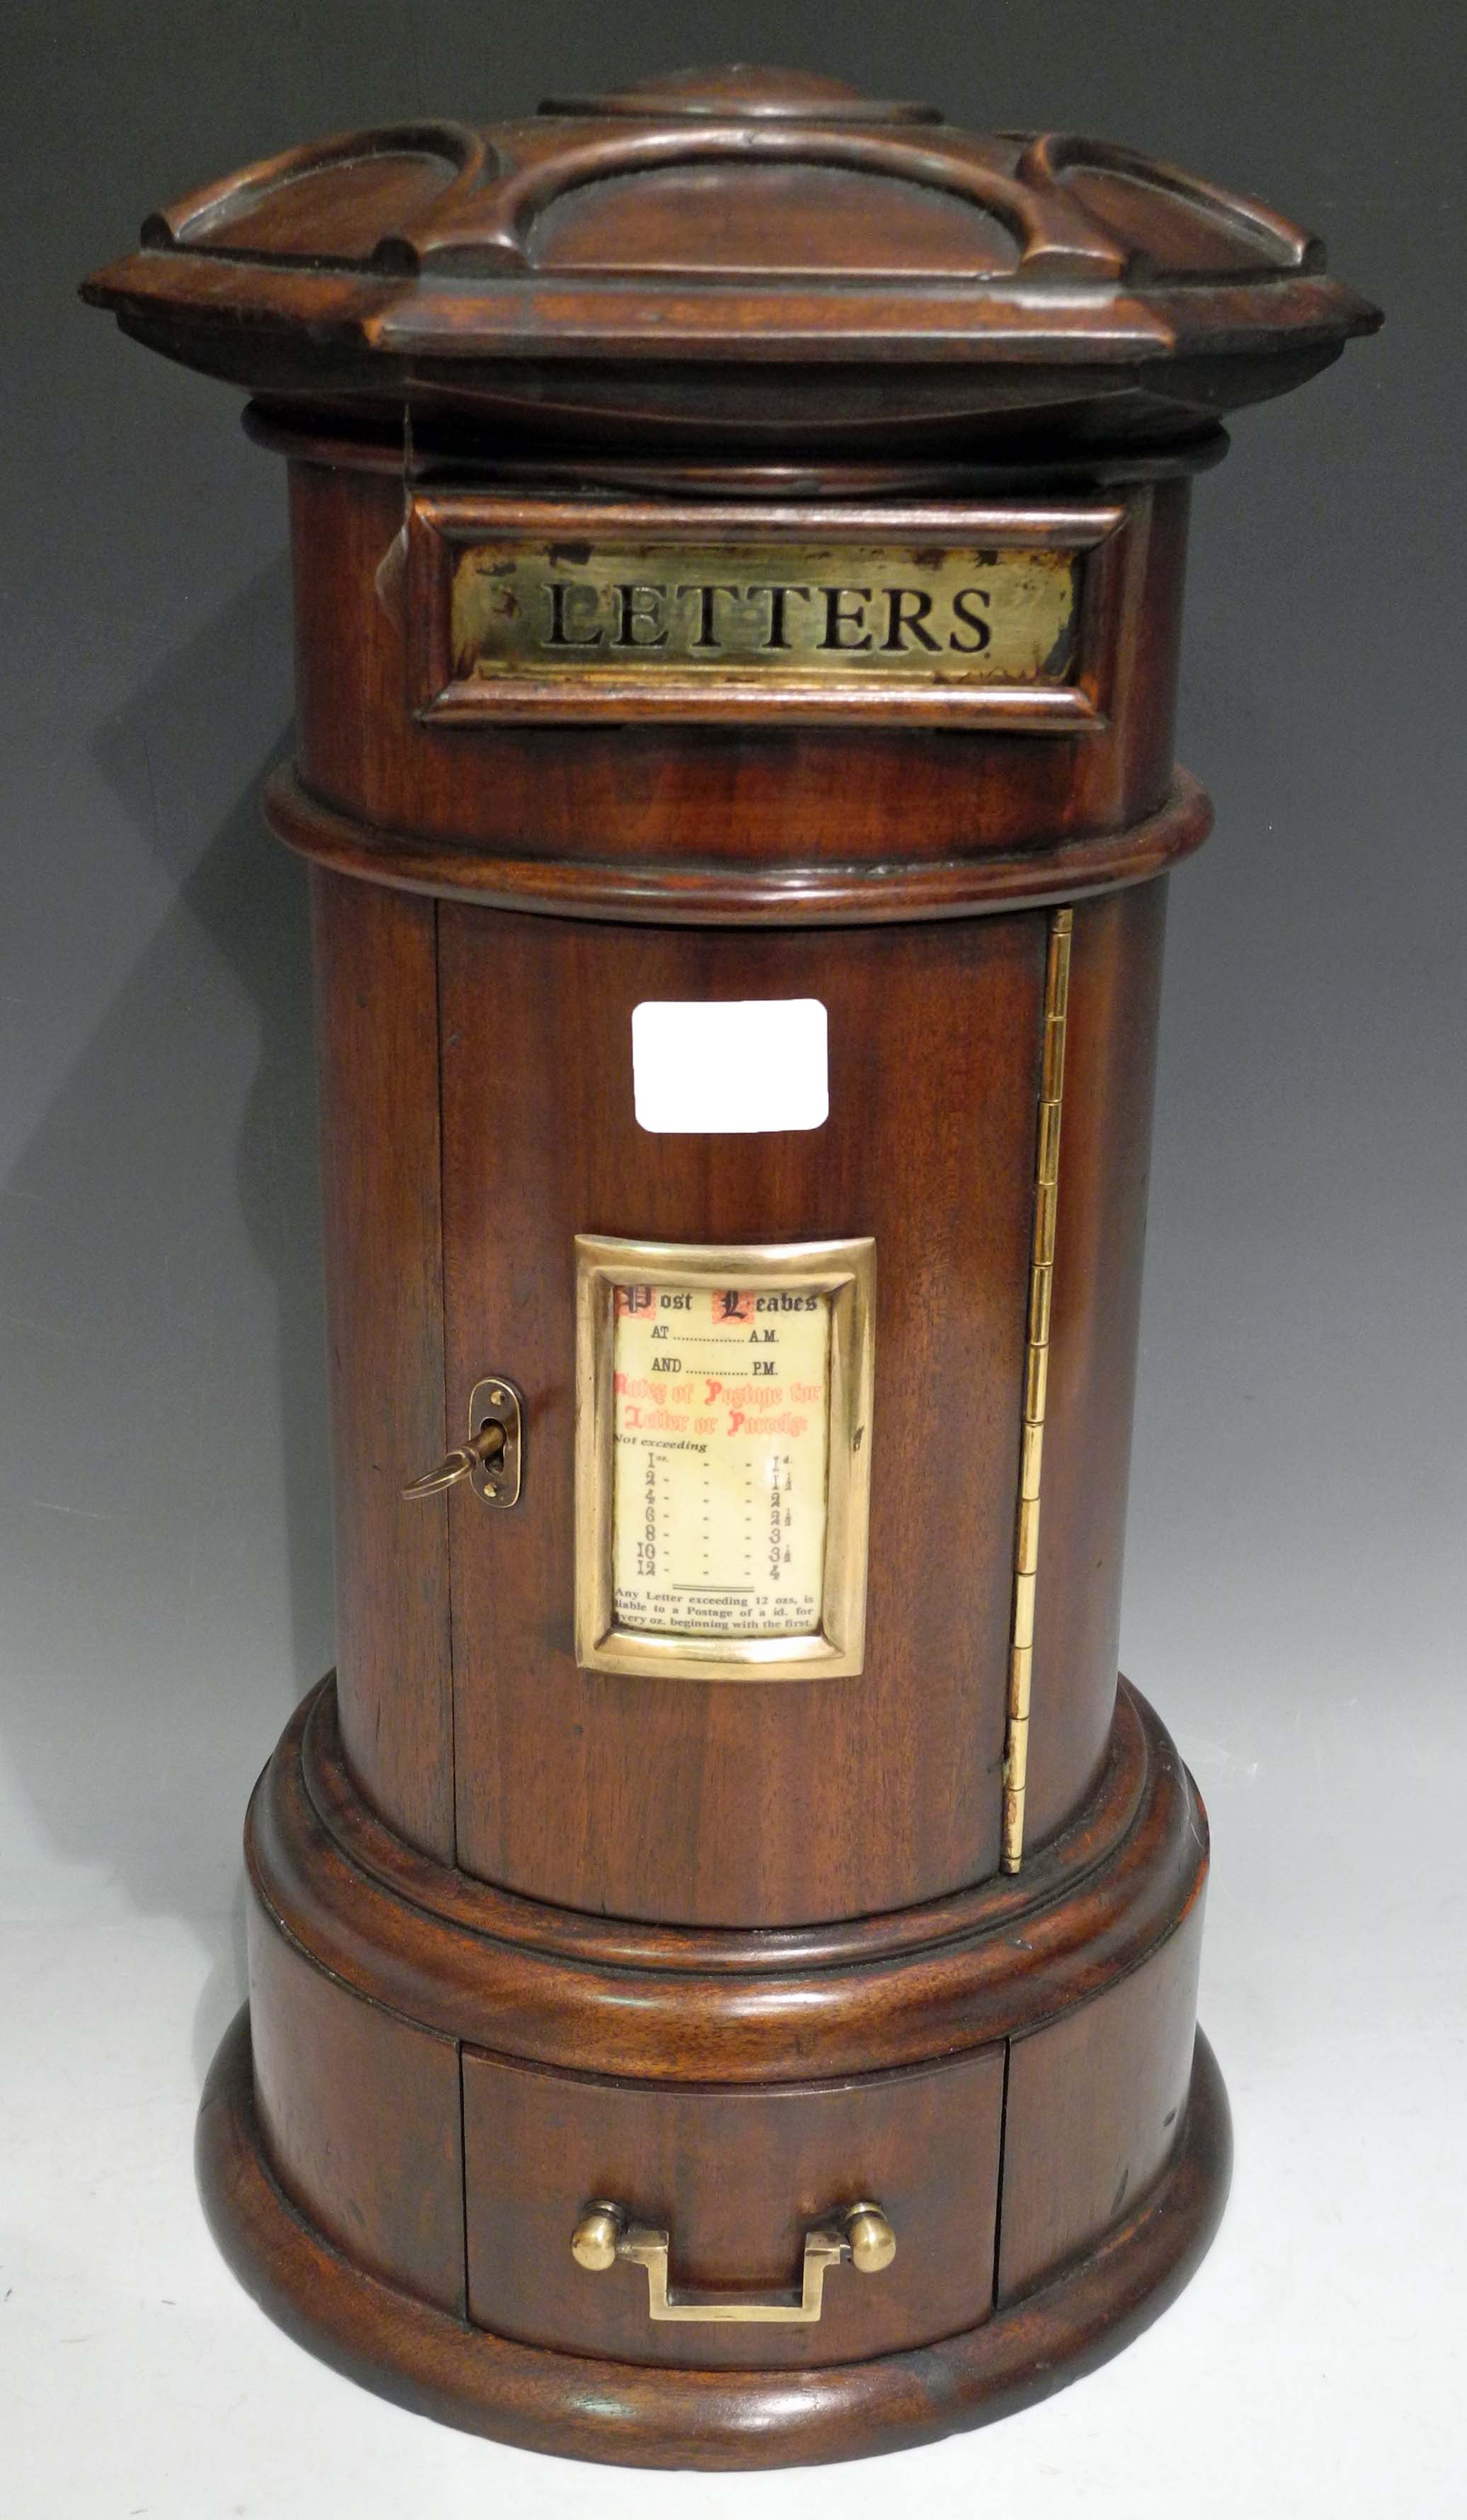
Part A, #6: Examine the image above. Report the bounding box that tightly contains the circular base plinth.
[199,2006,1231,2472]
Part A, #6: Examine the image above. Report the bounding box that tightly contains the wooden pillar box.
[84,66,1379,2470]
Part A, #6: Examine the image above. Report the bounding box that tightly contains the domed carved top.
[81,64,1380,452]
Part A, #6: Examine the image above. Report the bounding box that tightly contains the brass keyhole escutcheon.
[402,1375,525,1508]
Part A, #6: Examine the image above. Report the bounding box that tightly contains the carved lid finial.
[539,64,942,124]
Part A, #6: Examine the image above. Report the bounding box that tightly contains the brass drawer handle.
[570,2199,896,2325]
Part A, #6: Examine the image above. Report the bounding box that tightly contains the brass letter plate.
[406,498,1124,729]
[575,1235,874,1681]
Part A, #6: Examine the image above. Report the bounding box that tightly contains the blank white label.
[632,1000,829,1135]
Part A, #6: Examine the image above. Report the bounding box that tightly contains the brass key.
[401,1419,507,1499]
[401,1376,525,1508]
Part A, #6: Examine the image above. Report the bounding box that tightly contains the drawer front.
[462,2045,1005,2369]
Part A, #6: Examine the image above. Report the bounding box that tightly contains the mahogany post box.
[84,66,1380,2469]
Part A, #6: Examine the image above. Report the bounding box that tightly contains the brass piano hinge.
[1002,905,1073,1874]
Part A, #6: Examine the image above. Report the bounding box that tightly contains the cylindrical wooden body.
[313,871,1168,1915]
[288,445,1190,1915]
[193,426,1231,2465]
[82,59,1381,2470]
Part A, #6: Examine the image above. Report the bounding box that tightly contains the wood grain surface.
[439,909,1043,1920]
[82,65,1379,449]
[999,1896,1206,2301]
[462,2046,1004,2369]
[78,53,1387,2466]
[250,1675,1206,2083]
[246,1896,464,2315]
[285,462,1189,866]
[311,871,454,1857]
[199,2003,1231,2466]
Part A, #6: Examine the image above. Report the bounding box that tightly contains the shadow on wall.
[0,559,333,2085]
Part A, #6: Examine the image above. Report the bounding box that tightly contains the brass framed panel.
[574,1235,875,1682]
[405,498,1127,731]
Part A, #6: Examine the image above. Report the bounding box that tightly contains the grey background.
[3,5,1462,2514]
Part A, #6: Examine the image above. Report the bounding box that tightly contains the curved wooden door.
[439,907,1046,1925]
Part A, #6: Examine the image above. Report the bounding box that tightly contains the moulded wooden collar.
[81,61,1381,452]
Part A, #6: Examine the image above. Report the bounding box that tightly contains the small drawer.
[462,2044,1004,2370]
